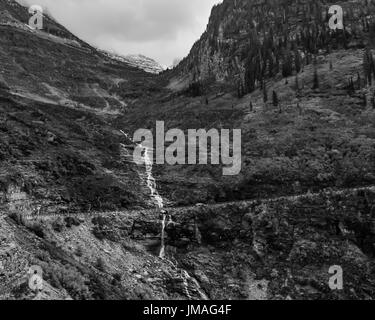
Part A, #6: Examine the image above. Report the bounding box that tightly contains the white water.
[120,130,164,209]
[181,270,209,300]
[120,131,166,258]
[142,146,164,209]
[159,214,167,258]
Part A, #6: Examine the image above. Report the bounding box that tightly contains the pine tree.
[306,52,310,65]
[237,82,245,98]
[357,72,361,90]
[96,257,106,272]
[263,81,268,104]
[237,85,242,99]
[295,75,300,92]
[362,93,367,107]
[272,90,279,107]
[313,66,319,90]
[282,50,293,78]
[297,102,302,116]
[363,48,373,86]
[370,22,375,47]
[294,49,302,73]
[347,77,355,95]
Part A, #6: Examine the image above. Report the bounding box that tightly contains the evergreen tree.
[306,52,311,65]
[282,50,293,78]
[295,75,300,92]
[275,54,280,75]
[250,101,254,112]
[370,22,375,47]
[357,72,361,90]
[263,81,268,104]
[363,93,367,107]
[313,69,319,90]
[313,65,319,90]
[363,48,373,86]
[237,85,242,99]
[297,102,302,115]
[272,90,279,107]
[96,257,106,272]
[294,49,302,73]
[347,77,355,95]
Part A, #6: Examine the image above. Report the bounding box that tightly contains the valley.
[0,0,375,300]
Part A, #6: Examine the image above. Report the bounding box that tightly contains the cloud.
[18,0,221,66]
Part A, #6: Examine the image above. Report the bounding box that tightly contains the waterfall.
[142,146,164,209]
[120,130,164,209]
[120,130,166,258]
[159,214,167,258]
[181,270,209,300]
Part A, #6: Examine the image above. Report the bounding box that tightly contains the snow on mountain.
[101,50,165,74]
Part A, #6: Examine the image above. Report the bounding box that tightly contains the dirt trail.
[17,184,375,222]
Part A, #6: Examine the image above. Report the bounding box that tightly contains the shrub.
[96,257,106,272]
[64,216,82,228]
[9,212,26,226]
[27,222,45,239]
[75,246,83,257]
[52,218,65,232]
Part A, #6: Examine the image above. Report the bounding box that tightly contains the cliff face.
[172,0,375,91]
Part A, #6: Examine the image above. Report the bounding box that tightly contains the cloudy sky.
[19,0,221,66]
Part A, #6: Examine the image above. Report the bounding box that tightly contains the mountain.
[101,51,165,74]
[1,0,375,300]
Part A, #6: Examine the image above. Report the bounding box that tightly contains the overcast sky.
[18,0,221,66]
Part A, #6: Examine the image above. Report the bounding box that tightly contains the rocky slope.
[101,51,165,74]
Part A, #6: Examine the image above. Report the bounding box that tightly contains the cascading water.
[142,146,164,209]
[139,146,167,258]
[120,130,164,208]
[159,213,167,258]
[120,131,166,258]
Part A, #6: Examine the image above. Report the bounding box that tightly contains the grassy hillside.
[116,48,375,206]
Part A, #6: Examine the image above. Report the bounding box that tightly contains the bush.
[75,246,83,257]
[112,273,122,286]
[64,216,82,228]
[52,218,65,232]
[27,222,45,239]
[96,257,106,272]
[9,212,26,226]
